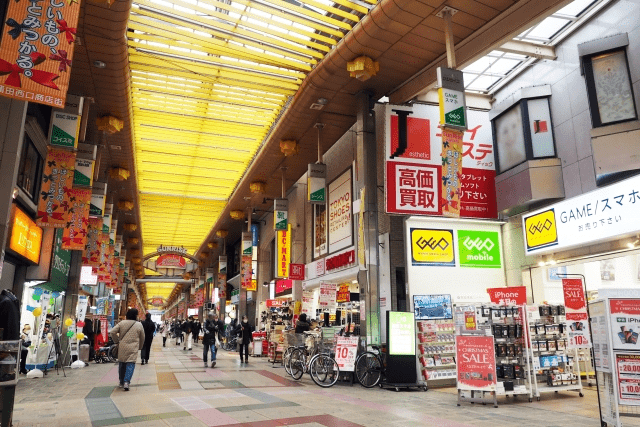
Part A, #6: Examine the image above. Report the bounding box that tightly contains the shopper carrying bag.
[234,315,254,364]
[110,309,145,391]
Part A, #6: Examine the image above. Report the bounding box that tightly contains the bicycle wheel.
[310,354,339,388]
[289,349,305,380]
[355,352,382,388]
[283,347,295,376]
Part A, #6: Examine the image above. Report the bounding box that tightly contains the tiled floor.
[7,339,636,426]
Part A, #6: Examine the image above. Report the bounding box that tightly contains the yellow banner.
[276,224,291,278]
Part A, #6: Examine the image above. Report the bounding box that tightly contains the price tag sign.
[617,354,640,406]
[335,337,359,372]
[566,312,591,349]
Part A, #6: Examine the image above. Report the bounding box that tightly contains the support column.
[355,91,381,346]
[60,250,82,366]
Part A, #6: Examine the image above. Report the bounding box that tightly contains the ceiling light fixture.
[93,60,106,69]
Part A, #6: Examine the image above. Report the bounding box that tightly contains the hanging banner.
[308,163,326,203]
[486,286,527,305]
[275,224,291,278]
[437,67,467,131]
[82,217,102,267]
[50,228,71,289]
[241,255,252,289]
[358,187,366,270]
[49,112,80,149]
[242,232,252,256]
[73,158,94,187]
[36,148,76,228]
[0,0,82,108]
[102,214,111,233]
[89,194,105,217]
[61,188,91,250]
[274,198,288,230]
[456,335,497,391]
[328,168,352,253]
[441,128,463,218]
[218,256,227,274]
[562,279,586,311]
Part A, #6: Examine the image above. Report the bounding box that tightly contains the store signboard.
[384,104,497,219]
[50,112,80,149]
[617,354,640,406]
[335,336,359,372]
[437,67,467,130]
[89,194,105,217]
[308,163,326,203]
[456,335,497,391]
[457,230,501,268]
[73,158,94,187]
[274,198,288,230]
[289,264,305,281]
[610,299,640,351]
[157,254,186,269]
[325,249,356,273]
[266,299,287,308]
[50,228,71,289]
[242,232,252,256]
[523,174,640,255]
[328,168,353,254]
[219,256,227,274]
[486,286,527,305]
[231,289,240,304]
[8,205,43,263]
[275,224,291,278]
[275,279,293,294]
[410,228,455,267]
[388,311,415,356]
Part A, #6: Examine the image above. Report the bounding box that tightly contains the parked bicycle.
[354,345,427,391]
[223,335,238,351]
[287,331,339,387]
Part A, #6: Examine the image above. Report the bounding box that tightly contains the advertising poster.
[388,312,416,356]
[336,283,350,303]
[410,228,455,267]
[617,354,640,406]
[441,128,463,218]
[36,148,76,228]
[414,294,452,320]
[456,335,497,391]
[562,278,591,349]
[319,283,337,312]
[487,286,527,305]
[314,204,327,259]
[457,230,501,268]
[0,0,81,107]
[328,168,352,253]
[610,299,640,351]
[61,188,91,250]
[335,336,359,371]
[385,105,497,219]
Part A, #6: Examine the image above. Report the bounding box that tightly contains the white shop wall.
[405,217,506,306]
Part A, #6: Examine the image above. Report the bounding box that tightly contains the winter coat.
[110,320,145,363]
[160,323,168,337]
[235,321,254,344]
[142,319,155,346]
[183,320,193,335]
[173,322,182,336]
[295,319,311,334]
[192,322,201,336]
[202,319,224,345]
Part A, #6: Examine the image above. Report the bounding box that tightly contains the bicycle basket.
[284,332,306,347]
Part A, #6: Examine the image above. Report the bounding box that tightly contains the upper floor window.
[17,133,43,203]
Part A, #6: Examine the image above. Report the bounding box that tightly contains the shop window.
[17,134,43,203]
[492,96,556,174]
[582,48,637,127]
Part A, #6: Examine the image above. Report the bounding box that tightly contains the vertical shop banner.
[50,228,71,289]
[50,112,80,149]
[82,217,102,267]
[0,0,81,107]
[75,295,88,323]
[308,163,326,203]
[357,187,366,270]
[617,354,640,406]
[274,198,288,230]
[73,158,94,187]
[335,336,359,371]
[242,232,252,256]
[319,283,337,312]
[385,105,497,219]
[36,148,76,227]
[562,278,591,349]
[441,128,463,218]
[456,335,497,391]
[437,67,468,130]
[314,204,327,258]
[102,214,111,233]
[609,299,640,351]
[241,255,252,289]
[328,169,352,253]
[275,224,291,278]
[219,256,227,274]
[89,194,105,217]
[61,188,91,250]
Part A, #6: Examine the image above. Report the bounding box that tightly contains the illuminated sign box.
[9,205,43,264]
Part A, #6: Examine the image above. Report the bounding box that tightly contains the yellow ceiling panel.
[128,0,368,281]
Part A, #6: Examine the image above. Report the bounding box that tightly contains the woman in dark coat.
[234,315,254,364]
[141,313,155,365]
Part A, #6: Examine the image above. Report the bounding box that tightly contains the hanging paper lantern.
[347,56,380,81]
[280,140,299,156]
[118,200,134,211]
[64,318,73,327]
[128,238,139,245]
[250,181,266,194]
[77,333,85,340]
[66,330,74,337]
[96,116,123,134]
[109,168,130,181]
[123,223,137,231]
[230,210,245,220]
[199,252,208,259]
[207,242,217,249]
[215,230,228,239]
[33,307,42,317]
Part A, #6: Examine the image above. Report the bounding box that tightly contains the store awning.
[303,265,359,290]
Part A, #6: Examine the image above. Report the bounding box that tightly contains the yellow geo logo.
[411,228,455,266]
[524,209,558,251]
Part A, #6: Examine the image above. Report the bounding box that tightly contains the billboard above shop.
[522,174,640,256]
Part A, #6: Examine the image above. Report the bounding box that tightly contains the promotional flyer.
[609,299,640,351]
[617,354,640,406]
[456,335,497,391]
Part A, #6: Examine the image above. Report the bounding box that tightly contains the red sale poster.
[456,335,497,391]
[617,354,640,406]
[562,278,586,311]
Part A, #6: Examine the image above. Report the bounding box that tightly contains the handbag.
[111,322,135,359]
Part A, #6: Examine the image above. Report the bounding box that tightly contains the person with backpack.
[110,309,145,391]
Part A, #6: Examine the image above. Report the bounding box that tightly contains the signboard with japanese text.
[617,354,640,406]
[457,230,501,268]
[61,187,90,250]
[157,254,186,269]
[274,198,288,230]
[36,147,76,227]
[82,217,102,267]
[563,279,591,348]
[319,283,337,312]
[388,311,415,355]
[328,168,352,254]
[437,67,467,130]
[410,228,455,267]
[8,204,43,263]
[89,194,105,217]
[275,224,291,278]
[308,163,326,203]
[384,104,497,219]
[336,283,350,303]
[487,286,527,305]
[610,299,640,351]
[562,278,586,311]
[289,263,305,281]
[73,158,94,187]
[441,128,463,218]
[275,279,293,294]
[0,0,81,107]
[49,112,79,149]
[523,174,640,255]
[335,336,359,371]
[456,335,497,391]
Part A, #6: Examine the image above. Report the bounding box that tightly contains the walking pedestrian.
[140,313,155,365]
[160,321,168,347]
[193,320,201,344]
[110,309,145,391]
[183,317,193,351]
[174,318,183,346]
[202,313,223,368]
[234,315,254,364]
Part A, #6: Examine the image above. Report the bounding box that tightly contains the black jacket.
[202,319,224,344]
[235,321,254,344]
[0,290,20,340]
[192,322,201,336]
[183,320,193,334]
[142,319,155,345]
[295,320,311,334]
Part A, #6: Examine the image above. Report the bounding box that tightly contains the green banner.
[458,230,501,268]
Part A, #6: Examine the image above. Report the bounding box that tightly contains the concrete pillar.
[0,97,27,285]
[355,91,381,346]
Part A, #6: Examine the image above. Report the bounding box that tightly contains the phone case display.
[526,304,583,400]
[0,341,21,385]
[483,305,533,401]
[417,320,456,385]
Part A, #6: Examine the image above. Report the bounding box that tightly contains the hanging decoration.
[249,181,266,194]
[96,116,123,134]
[109,168,130,181]
[118,200,134,211]
[230,210,245,220]
[215,230,228,238]
[280,140,299,156]
[347,56,379,81]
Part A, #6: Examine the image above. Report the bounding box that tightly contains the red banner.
[36,148,76,227]
[266,299,286,308]
[487,286,527,305]
[157,254,186,268]
[456,335,497,391]
[241,255,252,289]
[336,284,350,303]
[610,299,640,316]
[0,0,81,107]
[61,188,91,250]
[562,278,586,311]
[289,263,305,281]
[276,279,293,294]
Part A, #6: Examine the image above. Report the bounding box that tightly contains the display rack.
[525,304,583,400]
[0,341,21,386]
[417,319,456,387]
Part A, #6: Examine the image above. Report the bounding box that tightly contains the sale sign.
[562,279,586,311]
[456,335,496,391]
[609,299,640,351]
[486,286,527,305]
[335,336,359,372]
[617,354,640,406]
[566,312,591,349]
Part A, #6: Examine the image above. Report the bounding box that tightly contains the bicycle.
[355,345,384,388]
[223,335,238,351]
[288,332,339,387]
